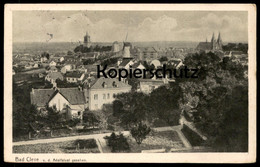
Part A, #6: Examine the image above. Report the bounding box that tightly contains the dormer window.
[112,81,118,87]
[102,82,107,88]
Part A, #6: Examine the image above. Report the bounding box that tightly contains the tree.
[178,51,248,151]
[112,100,124,117]
[83,59,95,65]
[130,122,151,144]
[126,76,139,92]
[114,92,150,128]
[13,82,42,139]
[104,132,130,152]
[83,110,101,129]
[149,85,182,125]
[41,52,50,59]
[44,105,65,137]
[67,50,73,56]
[56,78,78,88]
[159,56,168,62]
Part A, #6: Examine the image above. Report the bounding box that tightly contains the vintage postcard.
[4,4,256,163]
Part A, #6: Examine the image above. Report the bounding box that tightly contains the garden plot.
[128,130,185,153]
[13,139,100,153]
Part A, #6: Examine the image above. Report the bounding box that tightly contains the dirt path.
[13,126,192,153]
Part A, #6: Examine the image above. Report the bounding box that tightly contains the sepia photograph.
[4,4,256,163]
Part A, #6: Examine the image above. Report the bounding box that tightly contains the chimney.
[78,85,82,91]
[52,82,57,89]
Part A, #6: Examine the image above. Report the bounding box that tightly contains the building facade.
[196,32,223,52]
[86,77,131,110]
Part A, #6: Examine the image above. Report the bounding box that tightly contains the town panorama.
[12,10,249,154]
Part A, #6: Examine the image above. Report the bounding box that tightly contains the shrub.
[74,139,97,149]
[104,132,130,152]
[130,122,151,144]
[152,119,169,127]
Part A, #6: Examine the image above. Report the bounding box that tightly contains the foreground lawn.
[127,130,185,153]
[13,139,100,153]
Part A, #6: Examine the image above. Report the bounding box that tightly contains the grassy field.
[127,130,185,153]
[13,139,100,153]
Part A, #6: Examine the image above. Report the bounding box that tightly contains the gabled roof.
[89,77,131,89]
[132,62,145,68]
[31,89,55,107]
[49,60,57,63]
[119,59,133,67]
[58,88,85,105]
[196,42,212,50]
[65,71,84,78]
[31,88,86,107]
[46,72,63,80]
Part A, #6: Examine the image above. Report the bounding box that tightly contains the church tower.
[217,32,223,50]
[211,33,216,50]
[84,31,91,48]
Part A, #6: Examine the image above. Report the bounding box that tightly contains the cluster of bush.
[104,132,130,152]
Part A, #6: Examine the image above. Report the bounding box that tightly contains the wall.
[48,92,70,111]
[88,87,131,110]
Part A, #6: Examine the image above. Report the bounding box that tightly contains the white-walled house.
[59,56,65,62]
[61,64,72,74]
[41,57,48,63]
[150,59,161,69]
[30,88,86,120]
[137,79,166,94]
[86,77,131,110]
[118,59,135,69]
[65,71,85,83]
[49,60,57,67]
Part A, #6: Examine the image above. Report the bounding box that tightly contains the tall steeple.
[211,33,215,42]
[217,32,223,50]
[211,32,216,50]
[217,32,222,43]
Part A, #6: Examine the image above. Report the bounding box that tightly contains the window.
[78,111,81,116]
[107,93,110,99]
[94,94,98,100]
[103,94,106,99]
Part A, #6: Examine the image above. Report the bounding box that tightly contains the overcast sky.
[13,11,248,43]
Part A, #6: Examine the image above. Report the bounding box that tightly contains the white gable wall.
[48,92,70,111]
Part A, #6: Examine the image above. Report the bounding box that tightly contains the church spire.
[217,32,222,43]
[211,32,215,42]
